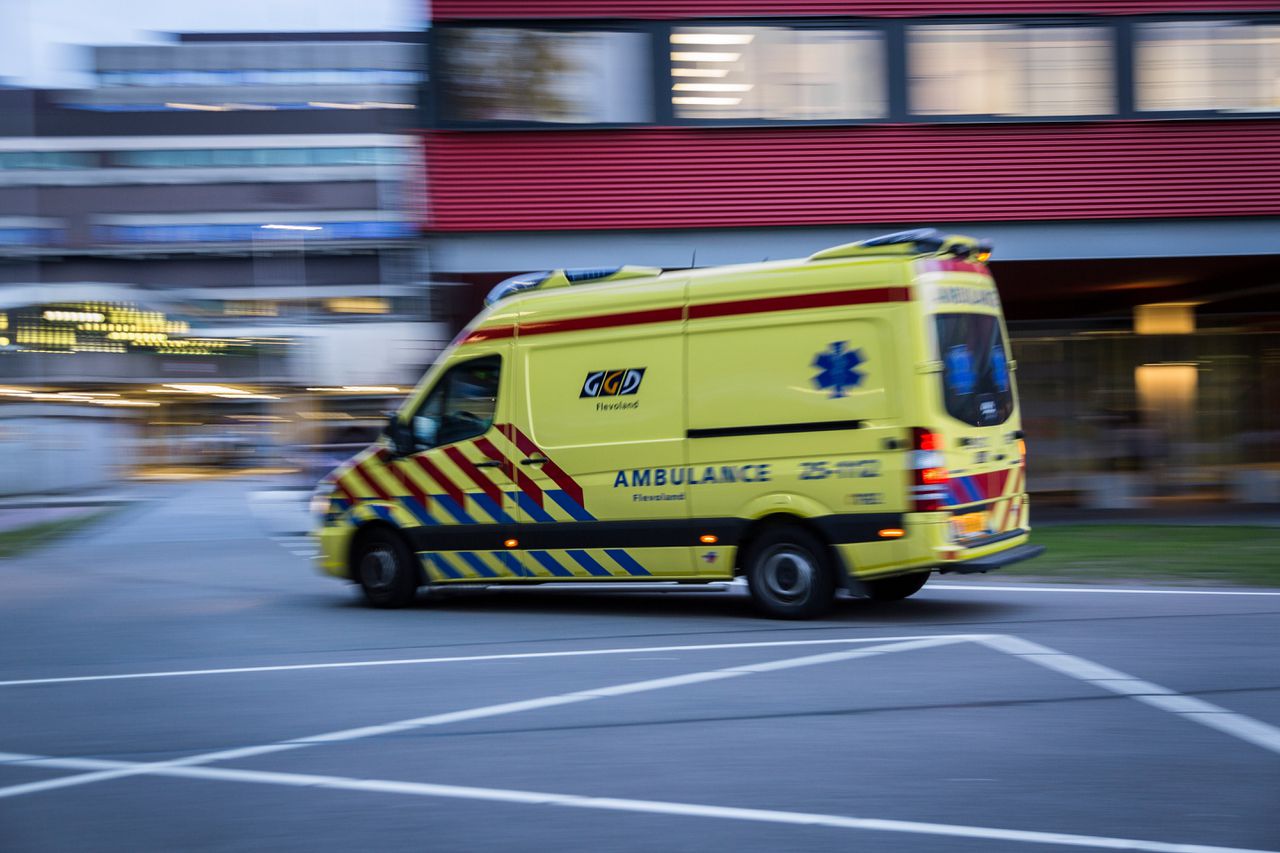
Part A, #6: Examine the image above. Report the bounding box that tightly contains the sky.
[0,0,421,88]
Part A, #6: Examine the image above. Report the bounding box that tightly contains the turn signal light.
[878,528,905,539]
[503,538,519,548]
[699,534,719,544]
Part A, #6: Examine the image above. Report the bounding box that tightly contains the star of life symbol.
[811,341,865,398]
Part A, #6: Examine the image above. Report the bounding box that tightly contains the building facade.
[419,1,1280,501]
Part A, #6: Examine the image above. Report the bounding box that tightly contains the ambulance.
[312,228,1045,618]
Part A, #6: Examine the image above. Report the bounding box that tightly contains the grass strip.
[0,508,118,560]
[1011,524,1280,587]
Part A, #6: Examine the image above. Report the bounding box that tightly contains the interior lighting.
[261,224,323,231]
[307,101,367,110]
[673,83,753,92]
[671,68,731,78]
[0,337,8,347]
[43,310,105,323]
[671,97,743,106]
[165,102,228,112]
[162,384,251,395]
[341,386,400,394]
[670,33,755,45]
[362,102,415,109]
[94,399,160,408]
[670,52,741,63]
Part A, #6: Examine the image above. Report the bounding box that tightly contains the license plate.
[951,511,990,539]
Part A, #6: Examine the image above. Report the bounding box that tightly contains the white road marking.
[0,633,978,689]
[0,636,962,800]
[0,751,1272,853]
[978,635,1280,756]
[932,584,1280,596]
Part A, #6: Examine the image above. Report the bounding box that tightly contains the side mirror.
[384,413,413,457]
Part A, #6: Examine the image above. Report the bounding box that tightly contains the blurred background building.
[420,0,1280,507]
[3,1,1279,506]
[1,30,439,488]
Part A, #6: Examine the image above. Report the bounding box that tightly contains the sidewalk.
[0,488,150,535]
[1034,501,1280,527]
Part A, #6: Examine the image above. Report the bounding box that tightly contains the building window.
[1136,21,1280,113]
[909,24,1113,117]
[437,28,652,124]
[669,26,885,121]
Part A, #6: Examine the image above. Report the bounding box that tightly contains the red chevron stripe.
[502,423,584,507]
[444,446,504,506]
[339,463,376,501]
[475,436,544,508]
[385,459,429,510]
[412,455,466,508]
[356,459,396,502]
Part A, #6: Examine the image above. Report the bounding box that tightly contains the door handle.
[474,460,502,468]
[520,455,548,466]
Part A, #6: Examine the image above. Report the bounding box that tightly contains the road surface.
[1,479,1277,852]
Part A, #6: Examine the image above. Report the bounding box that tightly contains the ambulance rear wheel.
[744,526,835,619]
[863,571,930,602]
[354,527,418,609]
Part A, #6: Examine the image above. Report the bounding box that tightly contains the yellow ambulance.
[312,228,1044,618]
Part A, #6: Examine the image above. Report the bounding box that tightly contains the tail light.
[910,427,950,512]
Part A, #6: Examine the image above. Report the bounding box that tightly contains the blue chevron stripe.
[530,550,574,577]
[604,548,651,576]
[565,549,611,577]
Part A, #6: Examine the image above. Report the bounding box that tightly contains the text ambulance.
[312,229,1045,618]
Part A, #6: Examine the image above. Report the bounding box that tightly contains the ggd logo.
[581,368,645,398]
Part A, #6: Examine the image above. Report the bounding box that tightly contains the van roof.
[483,229,991,310]
[476,227,993,324]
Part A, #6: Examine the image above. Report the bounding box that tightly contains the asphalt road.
[1,478,1277,853]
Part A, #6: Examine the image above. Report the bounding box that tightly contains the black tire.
[862,571,930,602]
[743,524,836,619]
[353,527,419,609]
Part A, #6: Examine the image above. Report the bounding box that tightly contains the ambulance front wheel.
[744,525,836,619]
[354,526,419,609]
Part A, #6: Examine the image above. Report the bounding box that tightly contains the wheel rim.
[759,545,816,604]
[360,546,398,590]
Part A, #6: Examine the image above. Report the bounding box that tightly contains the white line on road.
[0,633,979,689]
[978,635,1280,756]
[0,636,962,800]
[0,751,1272,853]
[932,584,1280,596]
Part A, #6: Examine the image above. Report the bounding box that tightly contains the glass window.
[409,356,501,451]
[936,313,1015,427]
[439,27,652,123]
[910,24,1113,117]
[670,26,885,121]
[1136,21,1280,113]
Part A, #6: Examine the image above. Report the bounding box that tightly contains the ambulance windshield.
[935,313,1014,427]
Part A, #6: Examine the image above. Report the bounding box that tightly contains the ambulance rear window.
[935,313,1014,427]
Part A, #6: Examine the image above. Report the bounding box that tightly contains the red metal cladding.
[432,1,1280,20]
[418,121,1280,231]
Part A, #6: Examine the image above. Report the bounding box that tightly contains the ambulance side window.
[409,355,501,451]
